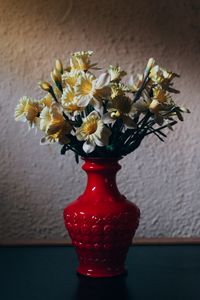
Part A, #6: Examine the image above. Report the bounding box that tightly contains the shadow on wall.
[1,0,200,73]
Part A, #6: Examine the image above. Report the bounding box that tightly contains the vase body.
[64,158,140,278]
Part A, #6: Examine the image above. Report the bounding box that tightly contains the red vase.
[64,158,140,278]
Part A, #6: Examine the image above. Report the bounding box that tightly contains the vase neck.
[82,158,121,199]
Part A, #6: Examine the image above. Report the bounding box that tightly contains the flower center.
[81,79,93,95]
[42,96,52,108]
[65,91,74,103]
[65,76,77,87]
[153,89,167,103]
[24,103,38,120]
[68,104,80,112]
[82,119,97,135]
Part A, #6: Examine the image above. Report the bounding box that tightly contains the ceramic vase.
[64,158,140,278]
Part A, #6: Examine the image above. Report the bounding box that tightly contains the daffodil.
[61,86,83,115]
[134,87,172,116]
[149,87,172,114]
[149,65,179,92]
[70,51,97,71]
[110,82,129,99]
[62,70,82,89]
[146,87,176,124]
[108,65,126,82]
[153,86,171,103]
[103,95,137,128]
[75,111,111,153]
[76,72,110,109]
[40,104,72,144]
[40,94,53,108]
[15,96,42,128]
[14,52,189,158]
[75,72,95,105]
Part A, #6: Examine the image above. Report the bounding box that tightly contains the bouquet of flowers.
[15,51,189,162]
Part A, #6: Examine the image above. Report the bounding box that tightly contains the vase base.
[77,266,127,278]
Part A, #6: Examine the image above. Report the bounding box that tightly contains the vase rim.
[82,157,122,172]
[81,156,122,162]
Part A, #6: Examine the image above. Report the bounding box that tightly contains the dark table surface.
[0,245,200,300]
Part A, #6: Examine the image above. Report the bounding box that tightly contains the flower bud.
[145,58,155,76]
[147,58,155,70]
[51,69,63,92]
[179,106,190,113]
[55,59,63,74]
[38,81,52,92]
[51,69,61,83]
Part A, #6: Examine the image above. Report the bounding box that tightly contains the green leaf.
[175,109,184,121]
[61,145,69,155]
[75,153,79,164]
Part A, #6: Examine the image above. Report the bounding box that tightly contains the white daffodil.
[149,87,172,114]
[153,86,171,103]
[75,111,111,153]
[149,65,179,89]
[146,87,177,125]
[134,86,173,116]
[70,51,97,71]
[62,70,82,89]
[15,96,42,128]
[108,65,126,82]
[75,72,95,106]
[40,104,72,144]
[61,86,83,115]
[110,82,129,99]
[103,95,137,128]
[40,94,53,108]
[76,72,111,109]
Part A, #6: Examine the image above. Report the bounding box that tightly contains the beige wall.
[0,0,200,239]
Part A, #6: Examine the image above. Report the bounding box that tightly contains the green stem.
[49,87,59,103]
[133,73,150,102]
[146,120,177,136]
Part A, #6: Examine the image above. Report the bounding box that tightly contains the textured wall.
[0,0,200,240]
